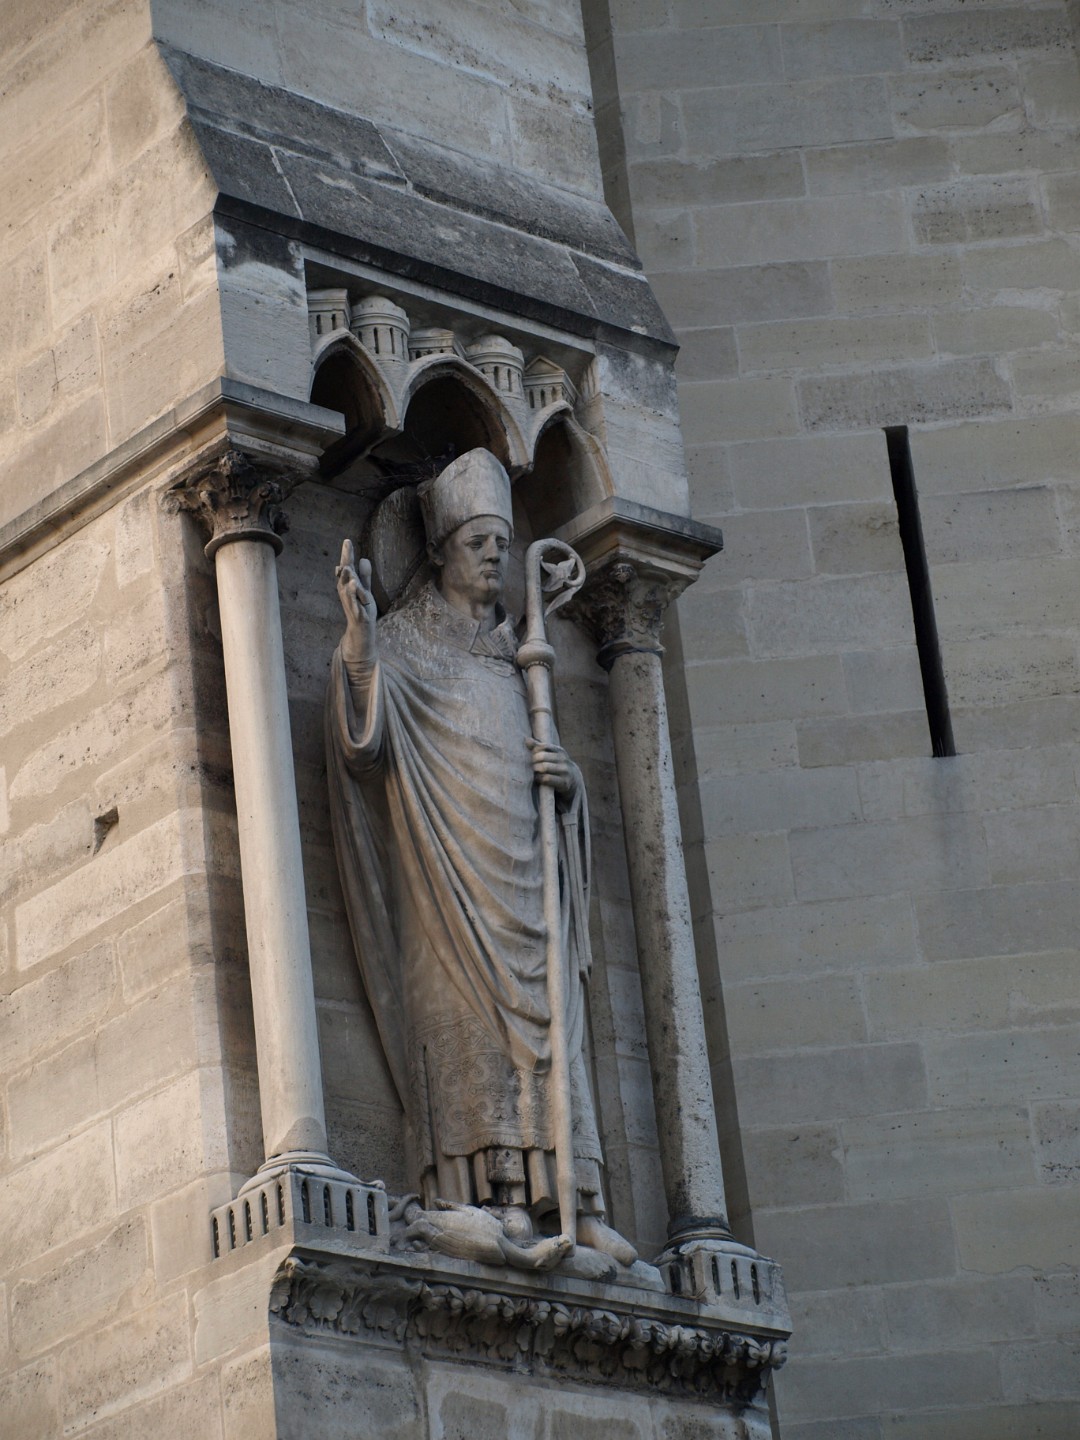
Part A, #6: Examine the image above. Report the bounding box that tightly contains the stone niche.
[186,272,788,1440]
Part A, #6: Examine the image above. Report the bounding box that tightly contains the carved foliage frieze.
[269,1254,787,1404]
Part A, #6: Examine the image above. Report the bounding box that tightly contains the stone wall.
[595,0,1080,1433]
[0,0,222,532]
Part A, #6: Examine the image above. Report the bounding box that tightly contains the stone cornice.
[268,1248,787,1405]
[558,500,723,669]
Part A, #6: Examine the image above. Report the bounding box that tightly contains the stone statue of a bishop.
[326,449,637,1274]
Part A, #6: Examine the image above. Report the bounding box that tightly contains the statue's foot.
[577,1214,638,1267]
[555,1243,618,1283]
[499,1231,573,1272]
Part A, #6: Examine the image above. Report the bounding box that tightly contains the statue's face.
[433,515,511,613]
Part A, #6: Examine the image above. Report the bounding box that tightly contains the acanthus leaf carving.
[167,446,292,557]
[268,1253,788,1403]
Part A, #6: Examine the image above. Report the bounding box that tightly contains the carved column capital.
[169,447,292,557]
[573,560,687,671]
[557,499,723,672]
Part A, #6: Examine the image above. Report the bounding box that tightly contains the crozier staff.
[325,448,634,1267]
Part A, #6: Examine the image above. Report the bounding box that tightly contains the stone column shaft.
[606,646,730,1237]
[172,449,353,1188]
[214,540,328,1160]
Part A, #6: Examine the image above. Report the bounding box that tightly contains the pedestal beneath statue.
[203,1199,788,1440]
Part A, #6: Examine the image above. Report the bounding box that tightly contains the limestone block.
[905,9,1071,65]
[1032,1101,1080,1185]
[0,943,117,1073]
[151,1175,237,1286]
[193,1251,282,1367]
[921,485,1060,565]
[46,191,118,332]
[674,585,749,660]
[1010,347,1080,403]
[105,42,188,171]
[215,227,311,401]
[59,1294,192,1434]
[726,973,866,1056]
[688,721,799,779]
[0,0,151,154]
[1023,56,1080,128]
[945,633,1080,710]
[688,655,848,728]
[696,193,903,267]
[883,1403,1080,1440]
[703,831,795,912]
[785,1285,886,1360]
[672,326,738,382]
[0,242,48,373]
[797,711,931,767]
[0,392,108,530]
[734,1042,926,1129]
[698,765,860,840]
[8,667,173,810]
[0,1360,58,1440]
[178,214,219,304]
[730,434,889,514]
[885,1274,1036,1356]
[114,1068,227,1210]
[892,67,1022,133]
[776,1347,1001,1424]
[782,20,901,80]
[2,90,106,247]
[858,744,1080,824]
[1002,1338,1080,1401]
[103,585,172,687]
[842,647,923,716]
[15,810,201,970]
[808,503,902,578]
[756,1196,955,1291]
[114,489,157,585]
[747,573,914,658]
[830,252,962,315]
[369,0,592,105]
[792,811,988,901]
[631,152,805,208]
[964,237,1080,294]
[1034,1270,1080,1335]
[983,802,1080,885]
[0,796,95,913]
[271,1336,423,1440]
[651,261,832,328]
[916,877,1080,961]
[617,24,782,92]
[16,348,58,428]
[935,555,1080,642]
[220,1344,276,1440]
[954,1186,1080,1272]
[864,951,1080,1041]
[103,276,224,445]
[842,1105,1035,1203]
[742,1124,845,1208]
[681,375,800,442]
[739,314,932,375]
[803,136,949,196]
[64,1376,225,1440]
[926,1024,1080,1113]
[682,77,891,159]
[0,1122,115,1262]
[799,358,1011,432]
[911,179,1041,246]
[11,1218,149,1360]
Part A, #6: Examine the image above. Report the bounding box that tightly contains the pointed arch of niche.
[514,410,613,540]
[310,332,400,438]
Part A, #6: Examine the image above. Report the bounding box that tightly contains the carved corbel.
[168,446,292,557]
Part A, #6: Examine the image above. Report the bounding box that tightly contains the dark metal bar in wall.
[884,426,956,759]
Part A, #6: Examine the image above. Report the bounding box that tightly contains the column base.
[215,1163,390,1260]
[655,1232,790,1330]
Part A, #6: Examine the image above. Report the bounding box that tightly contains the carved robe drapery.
[326,579,604,1216]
